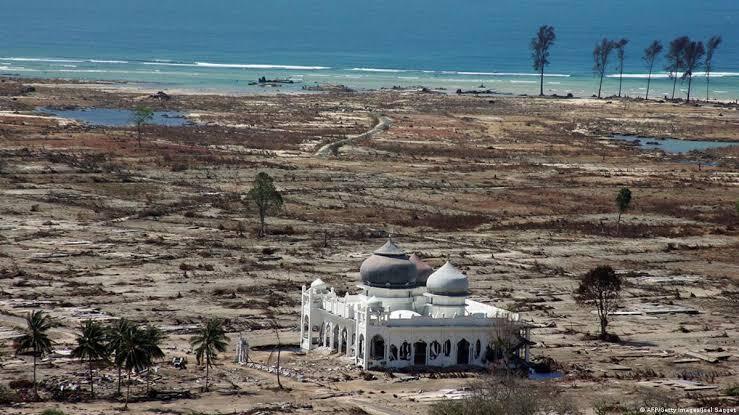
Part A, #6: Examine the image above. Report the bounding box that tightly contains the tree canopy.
[575,265,622,339]
[530,25,556,96]
[247,172,284,237]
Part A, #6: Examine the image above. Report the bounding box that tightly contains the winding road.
[315,114,391,156]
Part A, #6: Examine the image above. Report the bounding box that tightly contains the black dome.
[359,240,417,288]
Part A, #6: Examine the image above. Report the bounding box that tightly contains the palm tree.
[141,325,166,395]
[642,40,663,100]
[190,318,229,391]
[106,318,131,396]
[71,320,109,398]
[115,324,148,410]
[681,40,705,102]
[705,35,722,101]
[530,25,556,96]
[614,38,629,97]
[14,310,54,400]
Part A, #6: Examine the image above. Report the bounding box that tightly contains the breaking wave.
[194,62,330,70]
[349,67,410,73]
[442,71,570,77]
[609,71,739,79]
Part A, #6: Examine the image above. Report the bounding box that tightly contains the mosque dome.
[359,239,417,288]
[426,262,469,296]
[409,254,433,285]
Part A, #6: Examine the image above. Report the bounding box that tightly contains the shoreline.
[9,74,739,106]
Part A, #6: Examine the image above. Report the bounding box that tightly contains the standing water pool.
[611,134,738,154]
[37,107,191,127]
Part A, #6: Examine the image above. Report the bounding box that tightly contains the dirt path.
[315,114,391,156]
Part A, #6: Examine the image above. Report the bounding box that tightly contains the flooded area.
[36,107,191,127]
[611,134,738,153]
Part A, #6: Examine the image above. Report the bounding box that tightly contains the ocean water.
[1,0,738,99]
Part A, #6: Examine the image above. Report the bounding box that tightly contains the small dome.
[310,278,327,290]
[409,254,433,285]
[359,239,417,288]
[426,262,469,296]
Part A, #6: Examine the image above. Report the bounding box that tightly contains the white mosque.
[300,239,531,370]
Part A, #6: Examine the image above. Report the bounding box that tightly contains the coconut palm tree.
[190,318,229,391]
[140,325,166,395]
[106,318,131,396]
[115,324,149,410]
[14,310,54,400]
[71,320,109,398]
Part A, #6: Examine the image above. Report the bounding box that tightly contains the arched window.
[370,335,385,360]
[475,340,481,359]
[389,345,398,361]
[429,341,441,360]
[358,334,365,356]
[399,342,411,360]
[443,340,451,356]
[457,339,470,365]
[303,316,310,339]
[413,341,427,365]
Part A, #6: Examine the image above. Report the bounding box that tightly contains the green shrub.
[0,384,18,404]
[40,409,66,415]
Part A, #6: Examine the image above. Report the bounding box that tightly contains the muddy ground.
[0,78,738,414]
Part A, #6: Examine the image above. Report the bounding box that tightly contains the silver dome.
[359,240,417,288]
[426,261,469,296]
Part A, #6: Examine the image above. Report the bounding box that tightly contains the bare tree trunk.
[259,210,266,237]
[125,371,131,410]
[205,356,209,391]
[276,330,283,389]
[616,211,622,235]
[600,316,608,338]
[539,67,544,96]
[598,72,605,98]
[671,73,678,99]
[618,64,624,97]
[33,354,38,400]
[117,365,122,395]
[687,75,693,102]
[645,64,653,100]
[706,72,710,101]
[89,359,94,398]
